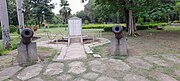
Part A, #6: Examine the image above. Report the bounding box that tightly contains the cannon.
[112,25,123,40]
[111,24,127,56]
[17,28,38,64]
[21,28,34,45]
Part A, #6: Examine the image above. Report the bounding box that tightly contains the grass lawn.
[0,26,180,56]
[93,26,180,57]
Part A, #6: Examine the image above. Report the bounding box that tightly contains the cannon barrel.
[112,25,123,40]
[21,28,34,45]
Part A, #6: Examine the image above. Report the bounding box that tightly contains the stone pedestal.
[17,42,38,64]
[111,37,128,56]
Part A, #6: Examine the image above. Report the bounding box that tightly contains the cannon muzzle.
[21,28,34,45]
[112,25,123,40]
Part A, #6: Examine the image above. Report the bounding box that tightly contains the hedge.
[103,23,168,31]
[48,24,68,28]
[82,24,125,29]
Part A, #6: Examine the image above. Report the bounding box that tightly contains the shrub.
[0,28,2,39]
[158,23,168,26]
[83,24,125,29]
[48,24,68,28]
[103,24,126,31]
[173,20,180,23]
[9,25,17,33]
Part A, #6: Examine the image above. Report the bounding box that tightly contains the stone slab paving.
[123,74,150,81]
[154,71,178,81]
[1,54,180,81]
[144,56,171,67]
[82,72,99,80]
[56,74,73,81]
[17,64,43,80]
[84,45,93,54]
[126,57,153,69]
[28,77,44,81]
[105,59,131,71]
[55,43,86,61]
[68,61,86,74]
[174,70,180,76]
[43,63,64,76]
[89,59,107,73]
[72,78,89,81]
[162,54,180,64]
[96,76,118,81]
[0,66,22,81]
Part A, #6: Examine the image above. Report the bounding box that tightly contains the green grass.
[0,33,20,56]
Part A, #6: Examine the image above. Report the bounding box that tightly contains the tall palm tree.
[59,0,71,24]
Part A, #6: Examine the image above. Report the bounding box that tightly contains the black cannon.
[112,25,123,40]
[21,28,34,45]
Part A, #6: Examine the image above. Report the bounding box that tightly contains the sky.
[51,0,88,15]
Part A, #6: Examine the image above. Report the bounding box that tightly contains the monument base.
[111,37,128,56]
[17,42,39,64]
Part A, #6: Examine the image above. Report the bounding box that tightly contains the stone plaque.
[68,16,82,36]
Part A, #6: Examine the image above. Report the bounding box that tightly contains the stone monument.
[17,28,39,64]
[111,25,128,55]
[68,16,83,45]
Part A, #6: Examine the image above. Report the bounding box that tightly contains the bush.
[102,24,126,32]
[173,20,180,23]
[83,24,125,29]
[48,24,68,28]
[0,28,2,39]
[9,25,17,33]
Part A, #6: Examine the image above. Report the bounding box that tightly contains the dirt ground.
[96,26,180,57]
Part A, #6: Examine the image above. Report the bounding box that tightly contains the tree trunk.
[128,10,137,36]
[15,0,24,36]
[0,0,11,49]
[125,10,129,32]
[117,12,120,24]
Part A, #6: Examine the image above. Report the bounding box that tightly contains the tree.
[0,0,11,49]
[27,0,54,27]
[95,0,176,36]
[174,2,180,21]
[59,0,71,24]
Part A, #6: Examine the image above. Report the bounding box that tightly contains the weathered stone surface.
[162,54,180,63]
[17,64,43,80]
[0,66,22,81]
[17,42,38,64]
[72,78,89,81]
[96,76,118,81]
[123,74,150,81]
[105,59,130,71]
[43,63,64,76]
[68,61,86,74]
[93,54,101,58]
[89,59,107,73]
[174,70,180,76]
[144,56,170,67]
[28,77,43,81]
[55,43,86,61]
[126,57,153,69]
[0,55,13,70]
[83,72,99,80]
[111,37,128,55]
[84,45,93,54]
[154,72,178,81]
[57,74,73,81]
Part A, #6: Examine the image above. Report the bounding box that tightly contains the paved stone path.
[0,39,179,81]
[54,43,86,61]
[0,54,179,81]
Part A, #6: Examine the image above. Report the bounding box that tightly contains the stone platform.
[54,43,86,61]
